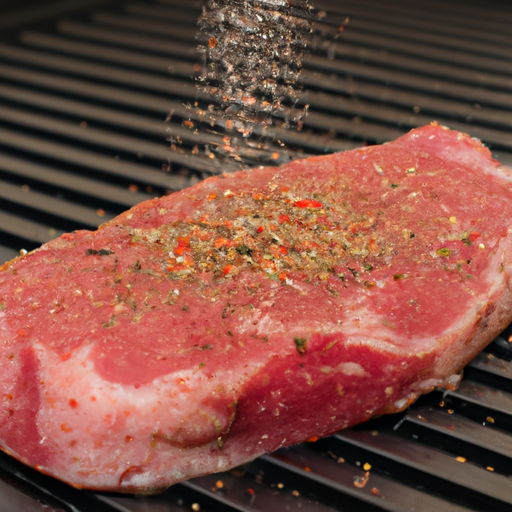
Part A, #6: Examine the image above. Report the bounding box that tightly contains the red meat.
[1,123,512,492]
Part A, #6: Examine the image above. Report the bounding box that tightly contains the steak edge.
[1,123,512,492]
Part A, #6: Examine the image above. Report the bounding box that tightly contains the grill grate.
[1,0,512,510]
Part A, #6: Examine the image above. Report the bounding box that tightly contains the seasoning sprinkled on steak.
[1,124,512,493]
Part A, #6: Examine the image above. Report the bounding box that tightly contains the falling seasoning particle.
[129,184,138,192]
[456,456,466,463]
[97,209,105,217]
[216,480,224,489]
[439,401,445,407]
[371,487,381,497]
[304,466,311,472]
[277,483,284,489]
[292,490,300,497]
[447,409,454,414]
[363,462,372,471]
[487,466,495,472]
[486,416,495,424]
[191,504,201,512]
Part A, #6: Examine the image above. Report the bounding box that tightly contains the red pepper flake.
[469,231,480,242]
[306,436,319,443]
[257,226,264,233]
[278,272,287,281]
[246,488,255,496]
[293,199,323,209]
[279,214,290,224]
[223,264,234,275]
[125,435,134,442]
[215,237,236,249]
[61,423,72,432]
[61,353,71,361]
[17,328,27,337]
[174,236,190,255]
[278,246,288,255]
[69,399,78,408]
[208,193,217,201]
[208,37,218,48]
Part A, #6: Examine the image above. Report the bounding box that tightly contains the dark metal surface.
[1,0,512,510]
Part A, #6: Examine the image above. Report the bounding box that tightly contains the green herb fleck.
[457,263,462,271]
[102,315,117,328]
[199,362,205,368]
[363,263,373,272]
[393,273,405,280]
[0,302,5,310]
[406,167,416,174]
[381,318,395,329]
[227,330,234,337]
[86,248,114,256]
[462,237,472,246]
[201,344,213,350]
[409,233,416,239]
[294,337,307,356]
[347,266,359,278]
[436,248,451,257]
[236,245,253,256]
[326,340,339,350]
[181,305,189,312]
[390,183,399,189]
[500,263,504,273]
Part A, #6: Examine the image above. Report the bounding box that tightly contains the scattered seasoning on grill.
[371,487,381,497]
[292,490,300,497]
[363,462,372,471]
[353,471,370,488]
[487,466,495,472]
[191,504,201,512]
[456,456,466,463]
[486,416,495,424]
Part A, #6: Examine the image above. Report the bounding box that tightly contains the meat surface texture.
[2,124,512,492]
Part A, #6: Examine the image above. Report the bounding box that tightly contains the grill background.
[1,0,512,510]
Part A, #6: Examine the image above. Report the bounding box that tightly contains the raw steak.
[1,123,512,493]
